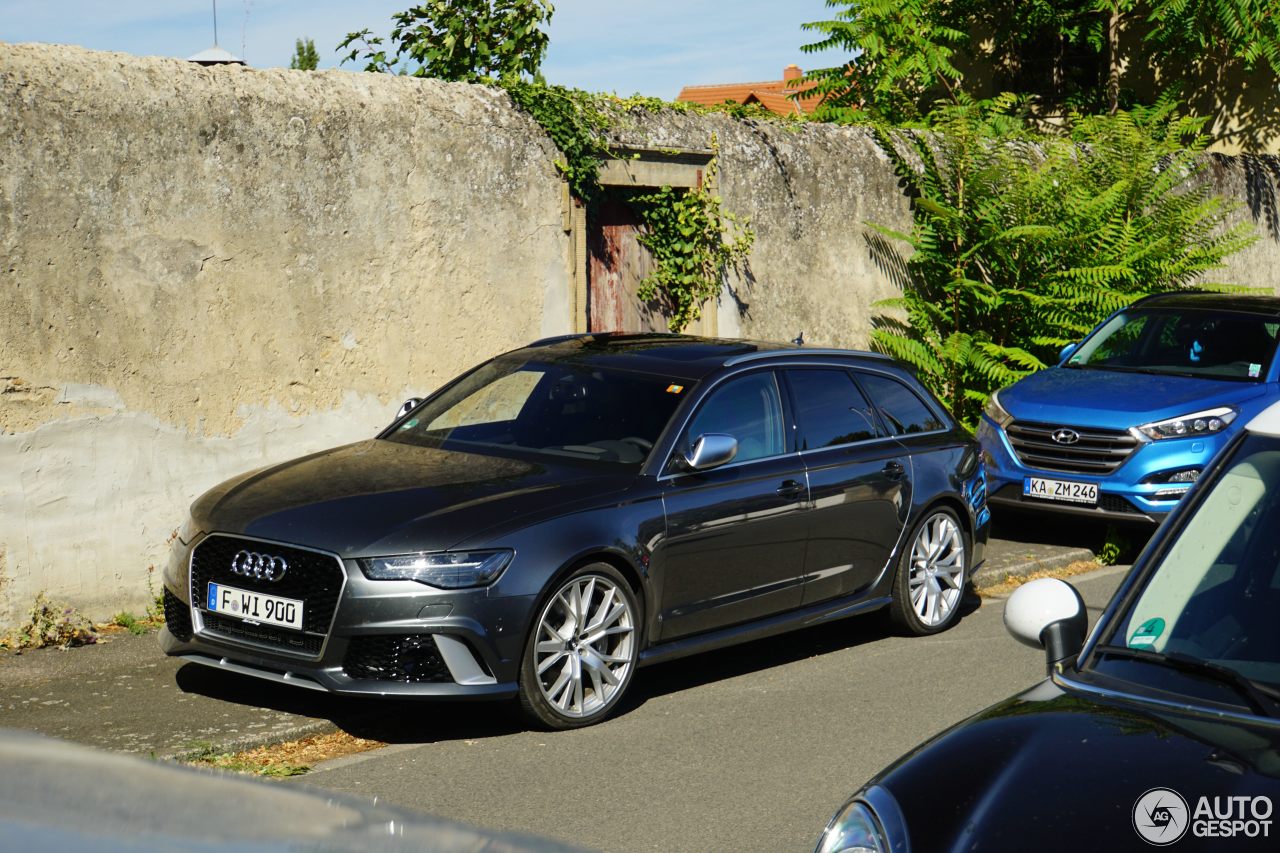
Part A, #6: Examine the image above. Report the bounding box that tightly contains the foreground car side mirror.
[1005,578,1088,674]
[683,434,738,471]
[1059,342,1079,362]
[396,398,422,420]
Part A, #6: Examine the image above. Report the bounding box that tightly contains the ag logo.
[1134,787,1190,845]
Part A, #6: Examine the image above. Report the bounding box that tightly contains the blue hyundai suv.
[977,292,1280,523]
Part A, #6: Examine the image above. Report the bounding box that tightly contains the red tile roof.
[676,65,824,116]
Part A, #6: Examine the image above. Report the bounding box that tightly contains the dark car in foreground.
[817,400,1280,852]
[979,292,1280,524]
[161,333,989,728]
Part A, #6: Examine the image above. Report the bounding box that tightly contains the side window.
[686,372,786,464]
[858,374,946,436]
[787,369,881,450]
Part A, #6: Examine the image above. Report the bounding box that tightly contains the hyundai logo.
[230,550,288,582]
[1052,428,1081,445]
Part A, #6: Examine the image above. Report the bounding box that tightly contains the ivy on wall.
[502,82,758,332]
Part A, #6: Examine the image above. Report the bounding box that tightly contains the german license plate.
[1024,477,1098,505]
[206,582,304,631]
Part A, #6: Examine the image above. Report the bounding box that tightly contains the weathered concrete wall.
[2,43,1278,628]
[0,44,573,627]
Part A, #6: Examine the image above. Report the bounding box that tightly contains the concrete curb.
[154,718,340,763]
[971,546,1097,591]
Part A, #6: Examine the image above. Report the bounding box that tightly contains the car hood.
[190,439,634,557]
[1000,367,1267,429]
[873,680,1280,851]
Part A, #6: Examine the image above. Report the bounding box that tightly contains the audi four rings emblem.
[1052,428,1081,445]
[230,550,289,582]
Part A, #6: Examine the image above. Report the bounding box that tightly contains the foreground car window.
[1068,308,1280,381]
[685,371,786,463]
[389,359,687,465]
[1106,434,1280,689]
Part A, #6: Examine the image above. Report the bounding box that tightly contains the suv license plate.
[1024,477,1098,505]
[206,582,305,631]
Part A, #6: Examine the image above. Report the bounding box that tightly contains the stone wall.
[1,42,1278,627]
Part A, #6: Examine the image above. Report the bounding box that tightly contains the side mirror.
[396,398,422,420]
[1059,342,1079,363]
[683,434,738,471]
[1005,578,1088,674]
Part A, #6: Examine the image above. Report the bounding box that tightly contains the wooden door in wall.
[585,193,717,335]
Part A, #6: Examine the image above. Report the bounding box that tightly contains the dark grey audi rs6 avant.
[161,334,990,728]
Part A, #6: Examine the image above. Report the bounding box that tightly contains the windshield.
[1067,307,1279,381]
[1100,433,1280,705]
[385,358,690,467]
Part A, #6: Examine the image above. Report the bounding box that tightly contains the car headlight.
[983,389,1014,429]
[815,800,888,853]
[359,550,513,589]
[1133,406,1237,441]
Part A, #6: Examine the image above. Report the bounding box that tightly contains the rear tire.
[889,507,968,636]
[518,563,639,729]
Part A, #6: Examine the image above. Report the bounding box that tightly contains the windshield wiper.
[1095,644,1280,717]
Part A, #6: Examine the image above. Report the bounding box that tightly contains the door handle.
[882,461,905,479]
[776,479,805,500]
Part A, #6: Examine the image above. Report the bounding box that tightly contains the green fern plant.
[868,95,1256,427]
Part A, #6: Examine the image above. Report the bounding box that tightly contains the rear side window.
[686,372,786,463]
[787,369,881,449]
[858,374,946,435]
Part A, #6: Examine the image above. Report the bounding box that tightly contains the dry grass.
[979,560,1108,598]
[183,730,386,777]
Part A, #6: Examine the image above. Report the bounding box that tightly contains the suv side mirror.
[396,398,422,420]
[1005,578,1088,674]
[683,434,738,472]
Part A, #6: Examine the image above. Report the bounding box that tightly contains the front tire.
[518,563,639,729]
[889,507,968,635]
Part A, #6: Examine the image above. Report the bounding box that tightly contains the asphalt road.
[297,567,1128,853]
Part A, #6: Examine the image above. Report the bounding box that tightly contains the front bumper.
[160,532,531,699]
[976,416,1229,524]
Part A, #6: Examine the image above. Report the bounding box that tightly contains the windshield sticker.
[399,419,420,430]
[666,384,685,394]
[1189,340,1203,363]
[1250,363,1262,378]
[1128,617,1166,648]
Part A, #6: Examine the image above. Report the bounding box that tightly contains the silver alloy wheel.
[908,512,966,627]
[532,574,636,719]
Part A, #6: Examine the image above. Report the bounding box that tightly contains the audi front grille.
[189,534,345,658]
[1005,421,1138,475]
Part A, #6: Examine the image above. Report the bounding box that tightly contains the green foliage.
[867,95,1256,427]
[289,37,320,71]
[182,742,310,778]
[110,612,149,636]
[630,150,755,333]
[1097,524,1126,565]
[504,81,612,200]
[1,593,98,652]
[801,0,965,122]
[1143,0,1280,74]
[338,0,554,83]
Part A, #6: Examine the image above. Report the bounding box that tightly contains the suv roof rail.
[723,348,895,367]
[526,333,597,348]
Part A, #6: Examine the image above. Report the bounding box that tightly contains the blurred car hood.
[999,367,1268,428]
[872,681,1280,851]
[190,439,634,557]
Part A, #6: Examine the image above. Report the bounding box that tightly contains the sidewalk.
[1,535,1102,760]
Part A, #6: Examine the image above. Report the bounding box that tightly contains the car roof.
[1134,291,1280,316]
[509,333,893,381]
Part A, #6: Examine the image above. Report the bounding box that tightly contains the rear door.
[783,368,911,605]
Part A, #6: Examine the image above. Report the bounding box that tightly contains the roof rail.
[722,348,895,367]
[526,333,597,348]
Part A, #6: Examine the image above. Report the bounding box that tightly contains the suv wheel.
[889,508,968,635]
[519,563,639,729]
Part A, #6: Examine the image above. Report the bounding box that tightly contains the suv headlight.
[983,390,1014,429]
[1133,407,1237,441]
[815,800,888,853]
[359,550,513,589]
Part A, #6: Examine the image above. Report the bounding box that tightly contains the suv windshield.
[1099,433,1280,703]
[386,358,689,466]
[1067,308,1279,381]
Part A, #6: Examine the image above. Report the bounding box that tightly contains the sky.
[0,1,850,99]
